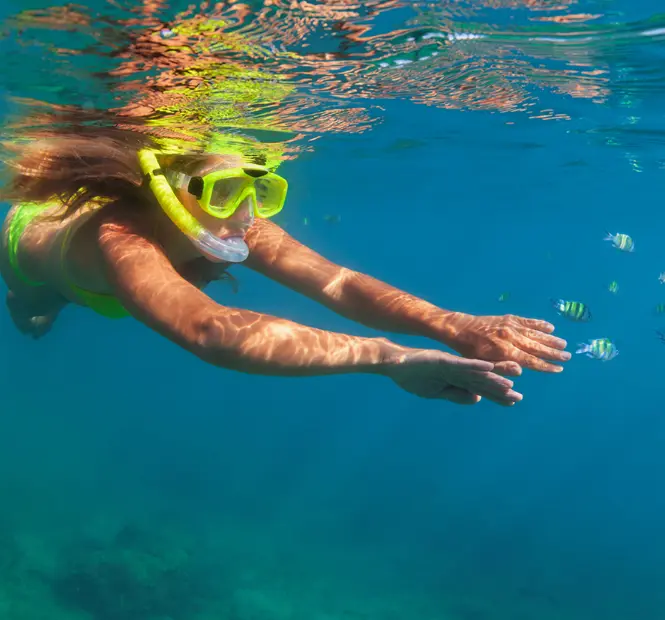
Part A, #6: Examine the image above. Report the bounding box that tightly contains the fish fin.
[603,232,614,241]
[575,343,589,354]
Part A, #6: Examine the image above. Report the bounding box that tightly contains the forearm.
[194,306,406,377]
[321,270,463,346]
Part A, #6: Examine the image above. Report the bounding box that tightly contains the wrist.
[372,338,414,376]
[422,310,472,349]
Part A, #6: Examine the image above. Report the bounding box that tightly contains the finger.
[466,370,515,394]
[506,347,564,373]
[519,328,568,351]
[493,361,522,377]
[453,371,523,405]
[474,382,522,406]
[514,317,555,333]
[514,337,571,364]
[441,356,494,373]
[440,387,482,405]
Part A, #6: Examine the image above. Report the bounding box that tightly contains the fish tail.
[575,343,589,355]
[604,231,614,241]
[550,298,562,311]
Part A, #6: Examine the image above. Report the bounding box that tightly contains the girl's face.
[173,155,255,241]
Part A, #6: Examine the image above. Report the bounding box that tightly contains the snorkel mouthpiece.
[138,149,249,263]
[195,231,249,263]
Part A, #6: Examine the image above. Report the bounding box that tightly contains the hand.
[9,311,55,339]
[382,348,523,406]
[443,313,570,374]
[6,291,57,339]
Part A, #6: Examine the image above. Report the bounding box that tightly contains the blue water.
[1,1,665,619]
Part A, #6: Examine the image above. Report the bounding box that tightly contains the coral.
[51,522,217,620]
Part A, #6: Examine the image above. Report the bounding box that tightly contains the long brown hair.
[0,110,184,219]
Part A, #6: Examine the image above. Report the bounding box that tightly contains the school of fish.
[542,230,665,362]
[548,232,640,362]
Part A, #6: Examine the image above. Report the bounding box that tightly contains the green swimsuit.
[6,202,130,319]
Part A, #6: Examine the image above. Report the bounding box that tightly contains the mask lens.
[207,177,248,216]
[254,177,285,217]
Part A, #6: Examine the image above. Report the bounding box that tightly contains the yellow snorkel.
[138,149,250,263]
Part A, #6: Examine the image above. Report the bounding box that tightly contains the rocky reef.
[52,522,220,620]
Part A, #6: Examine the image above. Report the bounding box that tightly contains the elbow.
[191,310,275,373]
[190,312,242,369]
[191,312,301,375]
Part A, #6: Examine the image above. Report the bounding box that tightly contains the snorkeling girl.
[0,126,570,406]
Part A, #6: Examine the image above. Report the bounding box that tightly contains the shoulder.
[85,199,173,264]
[93,199,157,237]
[90,200,191,281]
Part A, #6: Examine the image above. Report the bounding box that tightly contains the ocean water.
[0,1,664,619]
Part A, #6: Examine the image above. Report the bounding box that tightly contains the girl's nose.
[230,195,255,227]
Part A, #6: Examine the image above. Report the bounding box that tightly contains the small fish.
[608,281,619,294]
[551,298,592,322]
[604,232,634,252]
[576,338,619,361]
[659,272,665,284]
[655,303,665,315]
[498,292,510,303]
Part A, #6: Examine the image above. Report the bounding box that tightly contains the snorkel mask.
[138,149,288,263]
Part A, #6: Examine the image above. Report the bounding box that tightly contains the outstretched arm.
[244,220,570,373]
[96,209,403,377]
[92,209,525,406]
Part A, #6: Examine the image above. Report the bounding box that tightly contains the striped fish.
[551,299,592,322]
[604,232,634,252]
[576,338,619,361]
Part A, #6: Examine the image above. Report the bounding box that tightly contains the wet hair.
[0,112,213,220]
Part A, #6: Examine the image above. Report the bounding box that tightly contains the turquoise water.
[1,1,665,619]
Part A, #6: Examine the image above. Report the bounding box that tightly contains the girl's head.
[1,117,286,262]
[144,149,287,262]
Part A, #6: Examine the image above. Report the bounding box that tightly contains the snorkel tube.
[138,149,249,263]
